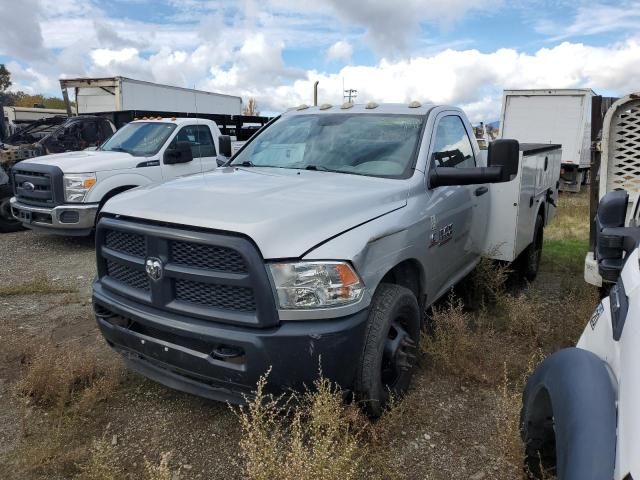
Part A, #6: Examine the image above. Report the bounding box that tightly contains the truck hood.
[20,150,141,173]
[103,167,409,259]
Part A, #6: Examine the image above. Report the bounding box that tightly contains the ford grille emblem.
[23,181,35,191]
[145,258,163,281]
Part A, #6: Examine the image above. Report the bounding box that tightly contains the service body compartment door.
[515,153,542,257]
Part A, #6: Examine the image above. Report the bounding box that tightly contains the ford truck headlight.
[269,261,364,309]
[63,173,97,202]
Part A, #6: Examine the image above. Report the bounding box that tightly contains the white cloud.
[536,2,640,41]
[2,0,640,126]
[220,38,640,121]
[327,41,353,61]
[91,48,140,67]
[0,0,47,61]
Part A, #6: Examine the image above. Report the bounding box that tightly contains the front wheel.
[355,283,420,417]
[0,185,24,233]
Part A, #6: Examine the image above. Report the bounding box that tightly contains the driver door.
[424,113,482,292]
[160,125,204,179]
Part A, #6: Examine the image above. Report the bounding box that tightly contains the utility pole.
[343,88,358,104]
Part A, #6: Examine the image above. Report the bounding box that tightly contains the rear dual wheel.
[356,283,421,417]
[519,215,544,281]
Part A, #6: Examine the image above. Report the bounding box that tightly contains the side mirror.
[488,139,520,181]
[164,142,193,164]
[430,166,503,187]
[218,135,232,157]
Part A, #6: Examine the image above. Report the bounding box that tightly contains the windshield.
[100,122,177,157]
[231,114,424,178]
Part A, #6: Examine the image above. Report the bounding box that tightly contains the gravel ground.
[0,228,525,479]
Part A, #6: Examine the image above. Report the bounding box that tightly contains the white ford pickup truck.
[10,118,233,236]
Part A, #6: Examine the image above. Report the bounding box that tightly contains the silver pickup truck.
[92,102,552,415]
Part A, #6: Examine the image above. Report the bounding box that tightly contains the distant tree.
[0,64,11,92]
[10,93,67,109]
[243,97,260,116]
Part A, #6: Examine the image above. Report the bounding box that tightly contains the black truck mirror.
[164,142,193,164]
[218,135,232,158]
[488,139,520,181]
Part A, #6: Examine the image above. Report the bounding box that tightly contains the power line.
[343,88,358,104]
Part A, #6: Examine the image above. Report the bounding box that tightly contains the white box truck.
[60,77,242,117]
[499,89,594,192]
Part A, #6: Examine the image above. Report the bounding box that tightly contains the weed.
[235,371,366,480]
[75,436,121,480]
[421,291,502,384]
[144,452,174,480]
[17,343,124,413]
[0,274,76,296]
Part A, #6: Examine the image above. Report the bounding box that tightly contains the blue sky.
[0,0,639,121]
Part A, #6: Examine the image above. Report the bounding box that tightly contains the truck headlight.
[63,173,97,202]
[269,261,364,309]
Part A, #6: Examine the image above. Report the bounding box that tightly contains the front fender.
[85,173,154,203]
[522,347,616,480]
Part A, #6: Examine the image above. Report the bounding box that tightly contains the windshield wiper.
[237,160,255,167]
[107,147,131,154]
[305,165,339,173]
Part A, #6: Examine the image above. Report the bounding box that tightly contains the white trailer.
[2,106,68,135]
[499,89,594,192]
[59,77,242,116]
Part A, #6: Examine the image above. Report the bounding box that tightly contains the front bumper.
[93,281,369,403]
[10,197,98,235]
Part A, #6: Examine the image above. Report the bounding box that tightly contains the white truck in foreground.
[522,189,640,480]
[499,89,594,192]
[90,102,561,415]
[9,118,234,235]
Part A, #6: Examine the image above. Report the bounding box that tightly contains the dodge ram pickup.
[91,102,558,415]
[9,118,233,236]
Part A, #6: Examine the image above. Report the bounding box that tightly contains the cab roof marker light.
[341,102,354,109]
[408,100,422,108]
[296,104,309,111]
[319,103,332,110]
[365,102,379,109]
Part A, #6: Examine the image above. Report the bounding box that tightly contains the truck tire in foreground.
[519,214,544,281]
[355,283,420,417]
[520,348,616,480]
[0,184,24,233]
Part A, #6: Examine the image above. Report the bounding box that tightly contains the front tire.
[355,283,420,417]
[0,184,24,233]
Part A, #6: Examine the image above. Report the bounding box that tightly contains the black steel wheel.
[356,283,420,417]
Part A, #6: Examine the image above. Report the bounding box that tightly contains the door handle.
[474,186,489,196]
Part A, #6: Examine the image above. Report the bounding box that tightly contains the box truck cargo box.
[499,89,594,192]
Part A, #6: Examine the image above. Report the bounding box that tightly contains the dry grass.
[75,437,121,480]
[143,452,175,480]
[421,292,503,384]
[545,191,590,241]
[17,342,124,414]
[235,371,367,480]
[0,274,76,296]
